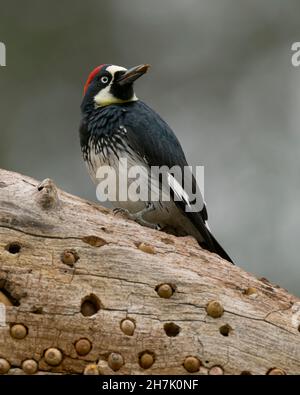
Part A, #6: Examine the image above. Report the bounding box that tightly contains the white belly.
[86,147,205,242]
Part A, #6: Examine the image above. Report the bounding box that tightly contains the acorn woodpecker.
[80,64,233,263]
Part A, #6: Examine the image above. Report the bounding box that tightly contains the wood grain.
[0,168,299,375]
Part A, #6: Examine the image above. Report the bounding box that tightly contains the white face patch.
[94,65,138,107]
[106,65,127,74]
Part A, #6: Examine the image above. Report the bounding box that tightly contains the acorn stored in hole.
[139,352,154,369]
[120,319,135,336]
[156,283,174,299]
[84,364,99,375]
[206,300,224,318]
[0,358,10,374]
[75,338,92,356]
[183,356,201,373]
[22,359,38,374]
[44,348,63,366]
[10,324,28,339]
[108,353,124,371]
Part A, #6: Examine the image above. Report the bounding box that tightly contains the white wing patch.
[167,173,191,208]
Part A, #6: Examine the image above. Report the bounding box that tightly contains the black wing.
[123,101,217,252]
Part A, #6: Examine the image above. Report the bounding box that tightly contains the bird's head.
[82,64,150,108]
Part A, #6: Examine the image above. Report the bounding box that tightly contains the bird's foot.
[113,203,161,230]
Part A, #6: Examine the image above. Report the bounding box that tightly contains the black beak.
[116,64,150,85]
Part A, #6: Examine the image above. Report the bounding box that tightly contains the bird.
[79,63,233,263]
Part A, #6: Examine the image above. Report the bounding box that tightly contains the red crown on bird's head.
[83,64,106,95]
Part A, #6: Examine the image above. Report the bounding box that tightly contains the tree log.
[0,168,299,375]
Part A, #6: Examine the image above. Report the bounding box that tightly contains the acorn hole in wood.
[44,348,63,366]
[219,324,232,336]
[81,294,101,316]
[0,358,10,374]
[206,300,224,318]
[31,306,43,314]
[5,242,21,254]
[135,242,155,254]
[61,249,79,266]
[108,352,124,371]
[82,236,107,247]
[240,370,252,375]
[0,287,20,306]
[84,364,99,375]
[163,322,181,337]
[209,365,224,375]
[266,367,286,375]
[138,351,155,369]
[10,323,28,339]
[22,359,38,374]
[75,338,92,356]
[120,318,136,336]
[155,283,175,298]
[183,356,201,373]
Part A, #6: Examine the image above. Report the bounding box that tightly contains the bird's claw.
[113,207,130,217]
[113,203,160,230]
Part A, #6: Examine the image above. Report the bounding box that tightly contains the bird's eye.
[101,76,109,84]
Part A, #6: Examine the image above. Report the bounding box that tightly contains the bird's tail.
[207,232,234,264]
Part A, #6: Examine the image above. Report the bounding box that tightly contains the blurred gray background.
[0,0,299,295]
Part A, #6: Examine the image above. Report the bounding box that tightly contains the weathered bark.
[0,168,299,375]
